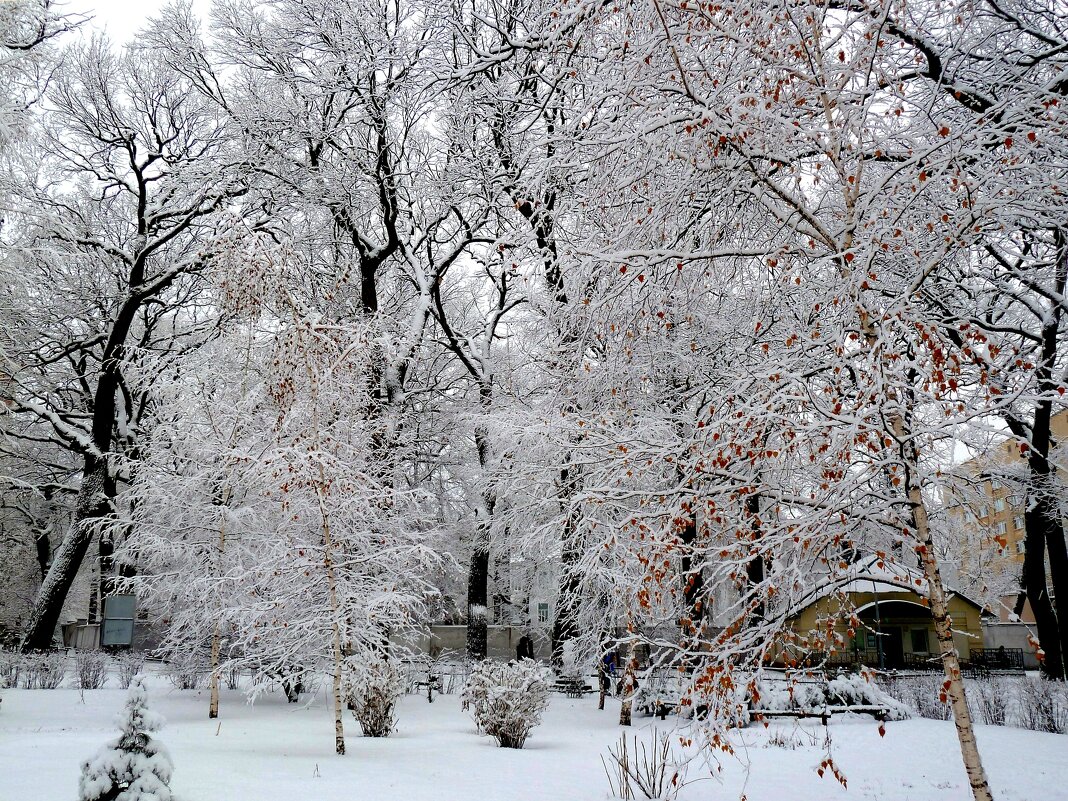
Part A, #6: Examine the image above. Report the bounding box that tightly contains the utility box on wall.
[101,594,136,647]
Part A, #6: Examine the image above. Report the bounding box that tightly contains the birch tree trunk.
[872,333,994,801]
[318,487,346,757]
[907,469,993,801]
[618,640,638,727]
[208,486,232,720]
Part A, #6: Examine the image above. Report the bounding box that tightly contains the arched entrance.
[854,599,935,669]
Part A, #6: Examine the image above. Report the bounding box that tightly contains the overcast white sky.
[68,0,209,44]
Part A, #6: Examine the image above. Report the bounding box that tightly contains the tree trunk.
[208,624,222,719]
[910,478,994,801]
[1022,502,1065,679]
[858,275,994,800]
[208,486,231,719]
[678,509,705,628]
[32,525,51,580]
[551,461,583,667]
[551,566,581,668]
[1007,226,1068,678]
[330,622,346,756]
[466,546,489,661]
[744,493,765,624]
[598,656,607,711]
[618,640,638,726]
[21,456,111,651]
[1043,514,1068,679]
[315,463,345,755]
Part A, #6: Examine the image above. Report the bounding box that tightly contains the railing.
[903,652,941,670]
[967,648,1025,673]
[791,649,1024,673]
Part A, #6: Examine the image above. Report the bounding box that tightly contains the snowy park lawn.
[2,676,1066,801]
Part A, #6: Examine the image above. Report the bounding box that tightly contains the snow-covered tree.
[78,675,174,801]
[4,33,247,651]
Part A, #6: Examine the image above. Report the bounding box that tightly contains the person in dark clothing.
[516,634,534,661]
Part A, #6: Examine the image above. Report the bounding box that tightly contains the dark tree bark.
[21,456,112,650]
[551,464,583,667]
[1000,229,1068,678]
[32,525,51,580]
[678,508,705,628]
[466,547,490,661]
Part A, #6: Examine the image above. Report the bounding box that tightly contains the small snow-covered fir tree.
[78,676,174,801]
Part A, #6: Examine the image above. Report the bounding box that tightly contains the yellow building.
[782,556,987,670]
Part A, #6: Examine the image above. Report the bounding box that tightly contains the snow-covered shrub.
[1018,677,1068,733]
[602,732,685,800]
[115,653,146,689]
[0,649,22,689]
[22,650,66,689]
[75,651,109,690]
[346,658,405,737]
[463,659,549,749]
[225,664,241,691]
[878,674,949,720]
[78,675,174,801]
[970,677,1008,726]
[163,653,205,690]
[915,676,951,720]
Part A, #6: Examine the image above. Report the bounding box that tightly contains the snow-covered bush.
[78,675,174,801]
[879,674,950,721]
[163,653,205,690]
[225,664,241,691]
[22,651,66,689]
[602,732,686,800]
[970,677,1009,726]
[346,658,405,737]
[0,649,22,689]
[463,659,549,749]
[75,651,109,690]
[1018,677,1068,734]
[115,653,146,689]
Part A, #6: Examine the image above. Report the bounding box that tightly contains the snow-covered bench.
[552,676,594,698]
[750,705,890,725]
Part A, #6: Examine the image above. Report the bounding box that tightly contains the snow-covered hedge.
[79,675,174,801]
[756,670,911,720]
[463,659,549,749]
[346,658,405,738]
[882,674,1068,731]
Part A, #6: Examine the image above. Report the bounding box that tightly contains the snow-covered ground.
[2,674,1065,801]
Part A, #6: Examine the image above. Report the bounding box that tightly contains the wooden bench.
[750,705,889,725]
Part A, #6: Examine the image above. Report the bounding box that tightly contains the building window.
[978,505,988,518]
[1014,516,1025,530]
[994,498,1005,512]
[991,478,1002,490]
[1016,541,1027,554]
[994,521,1007,536]
[910,628,929,653]
[537,603,549,623]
